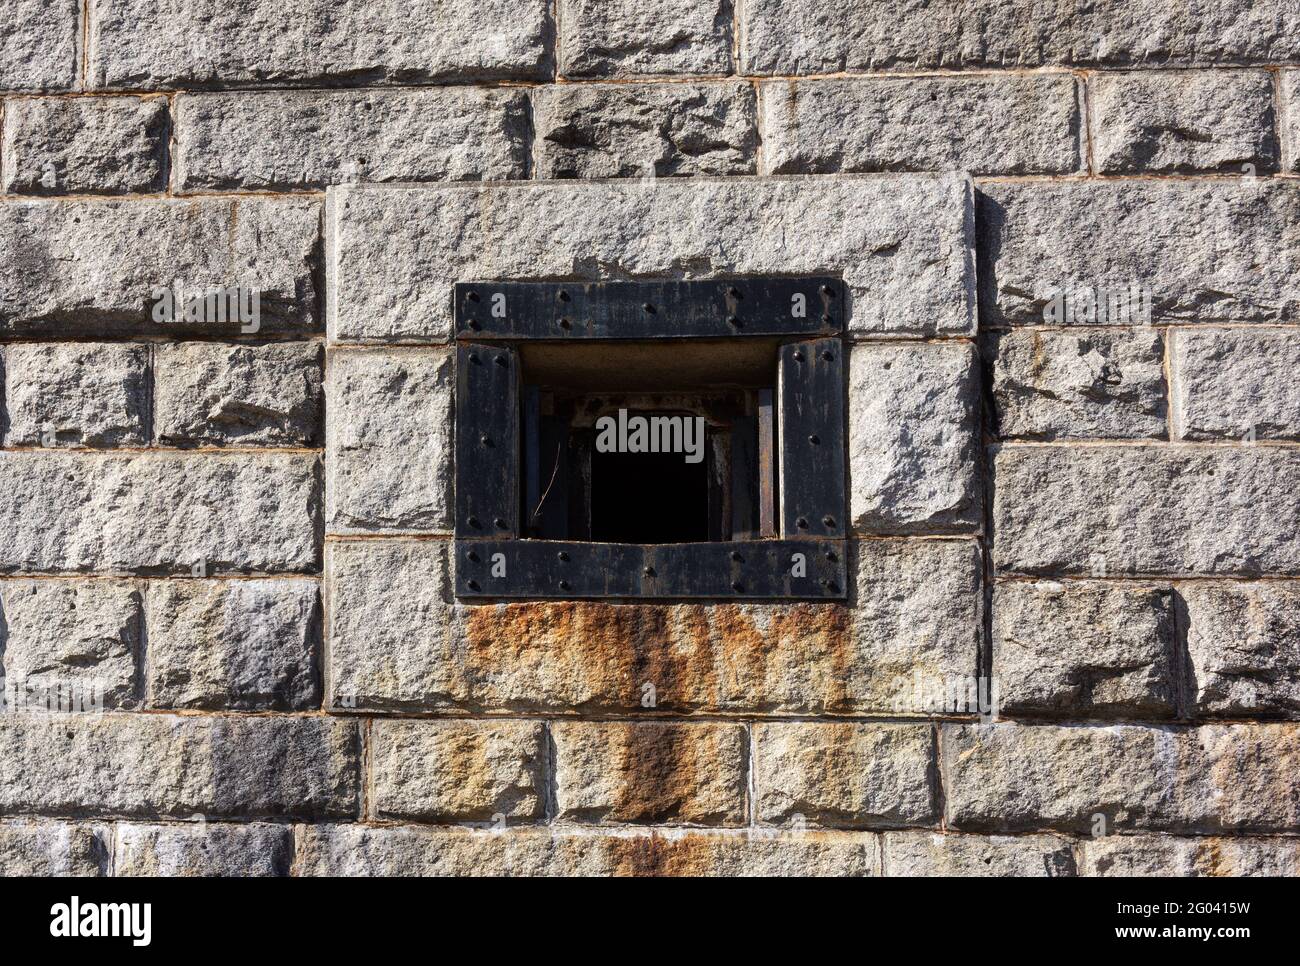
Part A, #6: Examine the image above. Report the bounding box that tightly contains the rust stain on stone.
[608,833,718,877]
[464,599,851,712]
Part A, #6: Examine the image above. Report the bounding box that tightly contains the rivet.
[480,434,492,446]
[557,551,569,562]
[727,286,741,298]
[559,579,571,591]
[494,355,508,367]
[467,550,480,562]
[730,551,743,562]
[643,303,655,314]
[821,350,835,361]
[494,517,507,529]
[796,517,809,529]
[727,315,741,327]
[793,351,805,362]
[558,317,571,330]
[467,579,480,591]
[468,291,481,303]
[820,285,834,298]
[822,313,832,323]
[822,515,836,528]
[731,581,744,592]
[808,434,820,445]
[822,579,838,592]
[468,516,481,529]
[467,319,480,330]
[824,550,837,562]
[643,566,656,577]
[468,352,480,364]
[558,290,570,302]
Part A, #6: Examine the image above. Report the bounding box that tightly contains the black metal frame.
[454,278,847,600]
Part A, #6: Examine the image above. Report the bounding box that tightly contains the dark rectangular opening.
[591,433,710,543]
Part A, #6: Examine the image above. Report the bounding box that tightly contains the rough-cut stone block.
[326,348,451,533]
[0,1,80,91]
[88,0,553,88]
[0,198,319,336]
[943,723,1300,833]
[989,329,1167,440]
[154,342,323,447]
[849,343,981,534]
[328,176,973,342]
[1285,72,1300,174]
[1170,328,1300,441]
[739,0,1300,74]
[0,822,103,876]
[296,826,877,876]
[992,581,1178,717]
[761,75,1080,176]
[114,823,293,876]
[553,722,747,826]
[558,0,732,77]
[754,724,936,829]
[146,579,321,711]
[883,832,1076,876]
[978,181,1300,326]
[0,452,321,575]
[371,721,546,823]
[993,447,1300,577]
[1183,583,1300,717]
[533,82,757,179]
[0,715,358,819]
[1081,835,1300,876]
[0,580,141,710]
[328,538,979,716]
[175,89,530,191]
[2,96,168,195]
[1091,70,1277,174]
[3,342,150,447]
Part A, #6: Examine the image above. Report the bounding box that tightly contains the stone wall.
[0,0,1297,877]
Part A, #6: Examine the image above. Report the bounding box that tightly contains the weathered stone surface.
[0,198,320,335]
[115,823,292,876]
[761,75,1080,176]
[371,721,546,823]
[1183,582,1300,717]
[989,329,1167,440]
[0,580,142,710]
[883,831,1076,876]
[1091,70,1277,174]
[943,723,1300,833]
[1081,834,1300,876]
[1285,72,1300,174]
[175,88,530,191]
[1170,328,1300,441]
[992,446,1300,577]
[297,825,877,876]
[533,82,757,179]
[558,0,732,77]
[2,96,168,194]
[553,722,747,826]
[0,1,80,91]
[146,579,321,711]
[0,714,358,819]
[326,348,451,533]
[328,538,978,715]
[88,0,553,88]
[753,724,936,829]
[978,181,1300,326]
[328,176,973,341]
[849,343,981,534]
[0,452,321,574]
[3,342,150,447]
[739,0,1300,74]
[154,342,323,447]
[992,581,1178,717]
[0,822,103,876]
